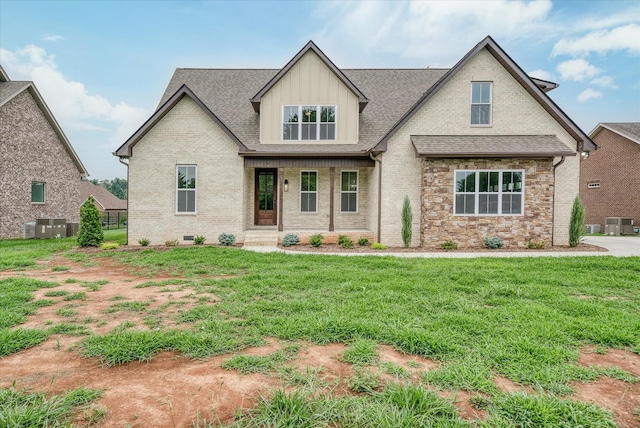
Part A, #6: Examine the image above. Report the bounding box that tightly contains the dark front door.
[255,169,277,225]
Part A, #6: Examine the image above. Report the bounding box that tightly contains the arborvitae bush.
[401,196,413,248]
[77,196,104,247]
[569,195,585,247]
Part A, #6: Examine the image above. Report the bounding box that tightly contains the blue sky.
[2,0,639,179]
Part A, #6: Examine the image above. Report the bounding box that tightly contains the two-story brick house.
[115,36,595,248]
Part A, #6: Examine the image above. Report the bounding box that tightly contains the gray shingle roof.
[597,122,640,145]
[80,181,127,211]
[411,135,576,158]
[0,81,31,105]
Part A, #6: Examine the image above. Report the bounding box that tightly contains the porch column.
[329,167,335,232]
[278,167,284,232]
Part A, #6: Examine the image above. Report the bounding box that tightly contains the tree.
[77,196,104,247]
[401,195,413,248]
[568,195,585,247]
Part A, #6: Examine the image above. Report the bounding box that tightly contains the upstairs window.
[31,182,45,203]
[283,106,336,141]
[176,165,196,213]
[471,82,492,125]
[455,170,523,215]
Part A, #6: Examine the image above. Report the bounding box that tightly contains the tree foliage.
[569,195,586,247]
[77,196,104,247]
[90,178,127,200]
[401,195,413,248]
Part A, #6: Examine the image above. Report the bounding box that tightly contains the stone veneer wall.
[421,159,554,248]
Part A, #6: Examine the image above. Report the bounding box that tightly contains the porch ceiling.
[244,156,375,168]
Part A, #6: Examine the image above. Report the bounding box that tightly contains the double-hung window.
[340,171,358,212]
[31,182,45,203]
[455,170,523,215]
[176,165,196,213]
[283,105,335,141]
[300,171,318,213]
[471,82,492,125]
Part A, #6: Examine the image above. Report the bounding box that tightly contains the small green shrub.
[165,239,179,247]
[569,195,586,247]
[193,235,206,245]
[441,240,458,251]
[527,240,546,249]
[371,242,386,250]
[101,242,119,250]
[138,238,150,246]
[218,233,236,246]
[483,236,504,249]
[309,234,323,248]
[281,233,300,247]
[77,196,104,247]
[358,237,369,246]
[339,236,354,249]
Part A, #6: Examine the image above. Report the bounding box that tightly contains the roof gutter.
[118,156,130,246]
[369,152,382,243]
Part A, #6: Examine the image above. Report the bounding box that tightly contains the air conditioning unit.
[584,224,600,234]
[604,217,634,236]
[23,222,36,239]
[35,218,66,239]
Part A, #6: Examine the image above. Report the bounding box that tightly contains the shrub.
[339,236,354,249]
[138,238,150,247]
[193,235,206,245]
[309,234,323,248]
[218,233,236,246]
[440,240,458,251]
[483,236,504,249]
[527,240,546,249]
[165,239,179,247]
[77,196,104,247]
[281,233,300,247]
[401,195,413,248]
[569,195,586,247]
[101,242,119,250]
[371,242,386,250]
[358,237,369,246]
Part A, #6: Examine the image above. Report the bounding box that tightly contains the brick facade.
[0,90,82,238]
[421,159,554,248]
[580,127,640,229]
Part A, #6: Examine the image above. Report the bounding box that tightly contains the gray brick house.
[116,36,595,248]
[0,65,88,238]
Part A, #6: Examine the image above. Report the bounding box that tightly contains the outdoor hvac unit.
[584,224,601,234]
[66,222,79,237]
[23,222,36,239]
[35,218,67,239]
[604,217,634,236]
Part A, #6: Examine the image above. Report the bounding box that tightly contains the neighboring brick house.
[115,36,595,248]
[0,65,88,239]
[580,123,640,230]
[79,180,127,225]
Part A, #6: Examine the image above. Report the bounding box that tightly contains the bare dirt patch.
[1,258,637,427]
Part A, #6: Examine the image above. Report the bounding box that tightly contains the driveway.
[583,236,640,257]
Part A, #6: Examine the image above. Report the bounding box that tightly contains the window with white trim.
[340,171,358,212]
[471,82,492,125]
[300,171,318,213]
[176,165,196,213]
[283,105,335,141]
[454,170,523,215]
[31,182,45,203]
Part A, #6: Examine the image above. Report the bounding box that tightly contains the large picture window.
[340,171,358,212]
[454,170,523,215]
[300,171,318,213]
[31,182,45,203]
[471,82,492,125]
[176,165,196,213]
[283,106,335,141]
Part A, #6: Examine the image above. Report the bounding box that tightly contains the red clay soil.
[1,256,638,427]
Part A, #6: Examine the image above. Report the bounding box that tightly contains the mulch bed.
[280,243,606,254]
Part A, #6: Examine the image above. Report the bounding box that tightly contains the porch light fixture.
[284,179,289,192]
[580,151,590,160]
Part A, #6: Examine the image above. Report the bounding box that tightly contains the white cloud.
[528,69,553,81]
[313,0,553,66]
[577,88,602,102]
[556,59,601,81]
[552,24,640,57]
[590,76,617,88]
[0,45,148,151]
[43,34,65,42]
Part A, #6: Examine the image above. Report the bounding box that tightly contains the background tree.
[568,195,585,247]
[77,196,104,247]
[401,195,413,248]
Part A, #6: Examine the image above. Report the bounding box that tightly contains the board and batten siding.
[259,51,359,145]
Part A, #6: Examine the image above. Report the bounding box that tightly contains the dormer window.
[471,82,492,125]
[283,105,336,141]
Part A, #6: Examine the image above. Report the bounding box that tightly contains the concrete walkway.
[244,236,640,258]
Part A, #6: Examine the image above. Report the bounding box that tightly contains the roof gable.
[0,65,9,82]
[373,36,596,153]
[591,122,640,145]
[115,84,250,157]
[250,41,368,113]
[80,181,127,210]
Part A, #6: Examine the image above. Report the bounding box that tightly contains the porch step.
[243,233,279,247]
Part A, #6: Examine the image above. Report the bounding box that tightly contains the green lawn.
[1,239,638,427]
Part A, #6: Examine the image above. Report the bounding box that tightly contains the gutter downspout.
[118,156,130,246]
[551,156,565,246]
[369,152,382,243]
